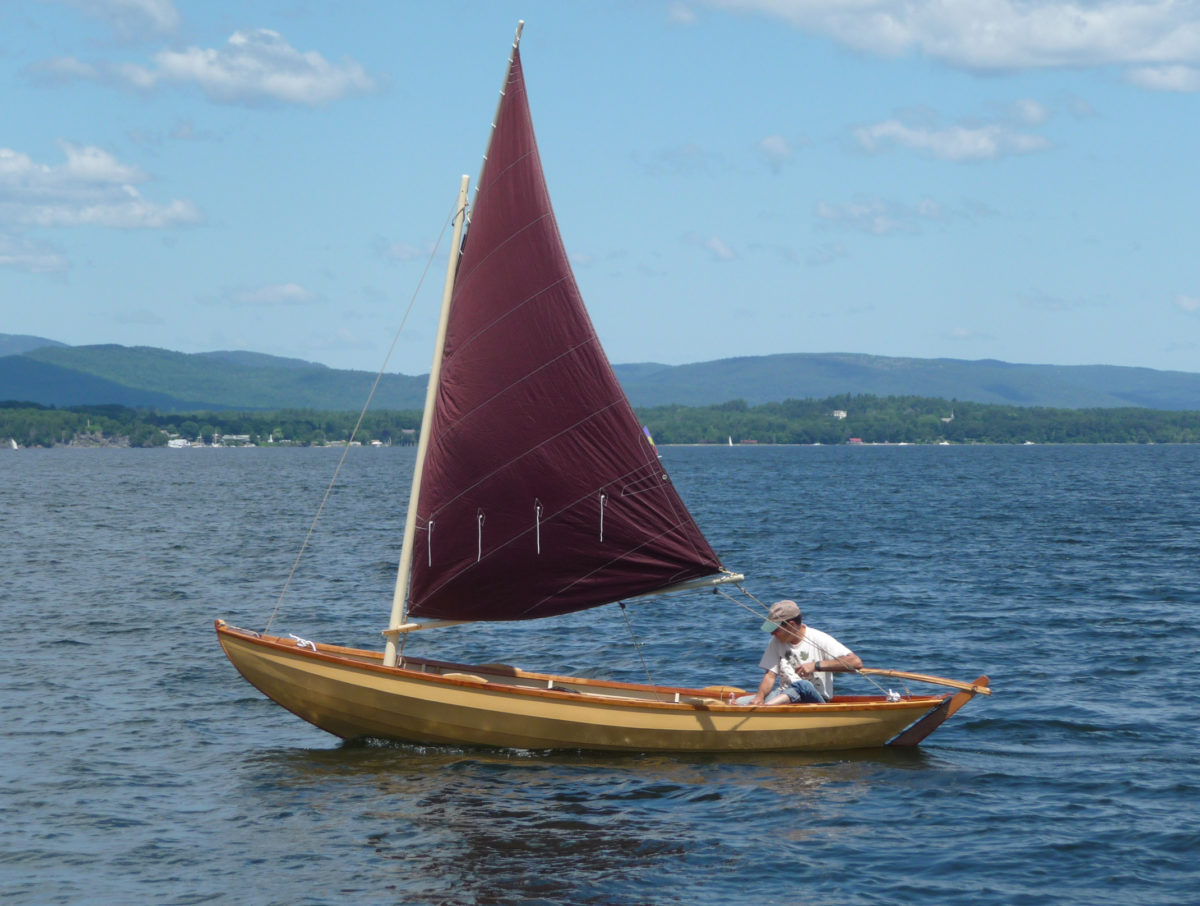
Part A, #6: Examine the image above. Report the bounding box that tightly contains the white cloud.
[916,198,944,219]
[1012,98,1051,124]
[29,56,100,84]
[169,120,218,142]
[695,0,1200,83]
[684,232,738,260]
[817,199,907,235]
[668,2,699,24]
[0,234,68,272]
[381,240,430,262]
[705,235,737,260]
[816,196,950,235]
[855,118,1050,160]
[53,0,180,38]
[113,60,160,91]
[29,29,376,107]
[1175,294,1200,312]
[0,142,201,229]
[1126,64,1200,90]
[229,283,317,306]
[148,29,376,106]
[757,134,800,172]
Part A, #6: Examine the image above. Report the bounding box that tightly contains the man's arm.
[750,669,777,704]
[820,650,862,672]
[794,650,862,678]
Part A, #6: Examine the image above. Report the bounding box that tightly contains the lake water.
[2,444,1198,905]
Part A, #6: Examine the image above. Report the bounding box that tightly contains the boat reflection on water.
[237,741,929,900]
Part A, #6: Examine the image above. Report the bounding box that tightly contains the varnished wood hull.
[216,621,983,752]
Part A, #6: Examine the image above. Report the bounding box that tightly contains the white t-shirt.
[758,626,853,701]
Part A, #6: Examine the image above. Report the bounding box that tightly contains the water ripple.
[2,446,1199,904]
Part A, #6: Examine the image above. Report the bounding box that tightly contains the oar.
[859,668,992,695]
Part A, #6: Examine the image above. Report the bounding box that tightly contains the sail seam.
[452,271,567,370]
[429,339,597,454]
[423,389,618,522]
[457,147,542,294]
[416,510,717,619]
[414,454,714,611]
[466,148,537,238]
[512,528,717,617]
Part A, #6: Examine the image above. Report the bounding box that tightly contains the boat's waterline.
[216,621,953,752]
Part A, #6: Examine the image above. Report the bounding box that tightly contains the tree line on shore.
[0,402,422,448]
[5,394,1200,448]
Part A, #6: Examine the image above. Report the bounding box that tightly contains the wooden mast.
[383,21,526,664]
[383,174,469,666]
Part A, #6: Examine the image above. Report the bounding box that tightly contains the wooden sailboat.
[216,24,989,752]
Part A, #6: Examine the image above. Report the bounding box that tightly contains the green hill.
[3,339,1199,412]
[4,344,427,410]
[0,333,68,357]
[614,353,1200,410]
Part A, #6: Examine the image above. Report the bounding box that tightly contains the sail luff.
[466,20,525,235]
[384,22,530,657]
[383,175,470,666]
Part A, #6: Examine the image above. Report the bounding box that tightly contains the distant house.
[831,410,847,420]
[848,437,863,445]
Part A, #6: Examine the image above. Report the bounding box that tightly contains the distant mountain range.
[3,334,1200,411]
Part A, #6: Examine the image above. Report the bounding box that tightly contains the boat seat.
[476,663,522,676]
[700,685,746,697]
[441,672,488,684]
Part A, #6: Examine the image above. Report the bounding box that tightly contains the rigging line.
[619,602,657,690]
[263,198,462,635]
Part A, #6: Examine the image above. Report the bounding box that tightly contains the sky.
[2,0,1199,377]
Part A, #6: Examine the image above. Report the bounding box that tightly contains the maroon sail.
[406,46,723,622]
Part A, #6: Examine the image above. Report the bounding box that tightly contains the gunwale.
[216,620,957,752]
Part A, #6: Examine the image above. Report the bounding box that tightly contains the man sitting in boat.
[743,600,862,705]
